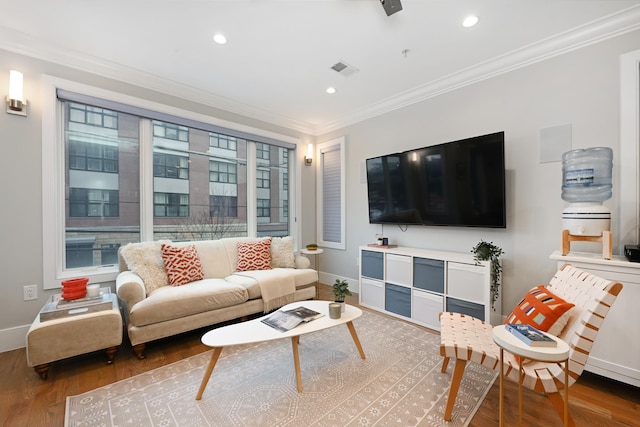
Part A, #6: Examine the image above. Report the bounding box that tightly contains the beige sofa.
[116,236,317,358]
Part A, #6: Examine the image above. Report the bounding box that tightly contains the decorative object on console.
[560,147,613,259]
[471,240,503,309]
[625,244,640,262]
[61,277,89,300]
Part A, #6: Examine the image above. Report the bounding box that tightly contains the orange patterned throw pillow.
[504,285,575,335]
[236,238,272,272]
[161,244,204,286]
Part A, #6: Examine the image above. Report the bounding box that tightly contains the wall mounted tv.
[366,131,506,228]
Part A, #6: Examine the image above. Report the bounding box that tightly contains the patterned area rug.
[65,311,496,426]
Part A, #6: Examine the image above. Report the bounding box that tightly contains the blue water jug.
[561,147,612,203]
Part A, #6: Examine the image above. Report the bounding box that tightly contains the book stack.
[505,323,557,347]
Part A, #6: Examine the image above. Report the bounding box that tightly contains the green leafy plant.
[332,279,352,302]
[471,240,503,309]
[305,243,318,250]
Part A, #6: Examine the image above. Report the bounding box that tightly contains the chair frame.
[439,263,623,426]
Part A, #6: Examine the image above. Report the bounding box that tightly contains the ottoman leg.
[34,363,51,380]
[105,346,118,364]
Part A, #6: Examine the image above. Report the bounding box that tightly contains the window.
[317,137,346,250]
[257,142,270,161]
[154,153,189,179]
[257,198,270,218]
[69,189,119,217]
[210,133,237,151]
[257,169,270,189]
[69,141,118,173]
[153,121,189,142]
[69,102,117,129]
[211,195,238,217]
[210,161,237,183]
[154,192,189,217]
[43,76,299,289]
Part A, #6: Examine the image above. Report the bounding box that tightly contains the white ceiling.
[1,0,639,135]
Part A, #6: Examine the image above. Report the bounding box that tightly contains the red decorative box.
[61,277,89,300]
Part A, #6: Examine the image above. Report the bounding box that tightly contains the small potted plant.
[305,243,318,251]
[471,240,503,310]
[332,279,352,312]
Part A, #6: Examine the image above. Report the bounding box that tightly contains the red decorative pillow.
[161,244,204,286]
[236,238,272,272]
[504,285,575,335]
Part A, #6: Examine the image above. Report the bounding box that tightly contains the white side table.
[301,248,324,298]
[492,325,570,427]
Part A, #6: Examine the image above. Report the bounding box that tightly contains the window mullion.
[140,119,154,241]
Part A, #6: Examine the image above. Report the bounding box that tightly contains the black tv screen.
[366,131,506,228]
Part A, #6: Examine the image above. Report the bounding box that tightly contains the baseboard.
[0,324,29,353]
[318,272,360,294]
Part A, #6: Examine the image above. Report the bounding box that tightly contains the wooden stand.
[561,229,612,260]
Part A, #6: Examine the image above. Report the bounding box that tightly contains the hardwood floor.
[1,284,638,426]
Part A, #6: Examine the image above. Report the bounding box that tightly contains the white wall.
[317,30,640,314]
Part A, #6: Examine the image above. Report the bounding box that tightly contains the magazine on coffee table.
[261,306,323,332]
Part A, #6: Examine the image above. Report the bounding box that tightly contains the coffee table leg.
[346,321,366,359]
[196,347,223,400]
[499,348,504,427]
[291,336,303,392]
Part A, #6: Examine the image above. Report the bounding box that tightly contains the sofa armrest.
[295,254,311,269]
[116,271,147,309]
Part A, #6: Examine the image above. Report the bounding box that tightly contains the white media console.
[359,245,502,331]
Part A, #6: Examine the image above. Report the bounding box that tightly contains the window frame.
[42,75,303,290]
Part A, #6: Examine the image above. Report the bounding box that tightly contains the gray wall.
[317,30,640,315]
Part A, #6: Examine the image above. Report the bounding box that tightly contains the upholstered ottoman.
[26,293,123,379]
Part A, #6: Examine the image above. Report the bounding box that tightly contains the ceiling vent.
[330,61,359,77]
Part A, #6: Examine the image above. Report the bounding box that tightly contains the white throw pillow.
[270,236,296,268]
[120,240,171,294]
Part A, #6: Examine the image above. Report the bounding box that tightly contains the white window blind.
[317,137,345,249]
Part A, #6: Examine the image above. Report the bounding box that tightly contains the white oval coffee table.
[196,300,365,399]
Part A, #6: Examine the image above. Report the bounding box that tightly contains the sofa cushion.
[236,238,272,271]
[271,236,296,268]
[120,240,171,295]
[161,244,204,286]
[129,279,249,327]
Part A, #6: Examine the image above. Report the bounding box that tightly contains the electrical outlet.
[24,284,38,301]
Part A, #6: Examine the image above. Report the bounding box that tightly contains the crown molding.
[1,5,639,137]
[314,5,640,135]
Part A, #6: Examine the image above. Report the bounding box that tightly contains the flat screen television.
[366,131,506,228]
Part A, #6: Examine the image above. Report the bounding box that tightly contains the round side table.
[492,325,570,427]
[300,248,324,298]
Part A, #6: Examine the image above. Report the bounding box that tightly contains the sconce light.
[305,143,313,166]
[7,70,27,116]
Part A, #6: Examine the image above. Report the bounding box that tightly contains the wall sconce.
[7,70,27,116]
[305,143,313,166]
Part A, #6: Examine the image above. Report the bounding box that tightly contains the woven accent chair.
[439,263,623,426]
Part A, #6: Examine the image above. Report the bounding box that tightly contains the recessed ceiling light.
[462,15,479,28]
[213,34,227,44]
[326,87,336,94]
